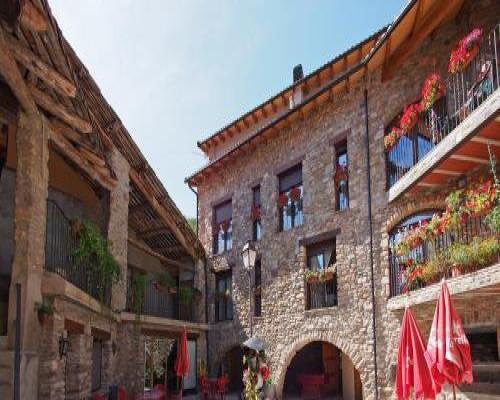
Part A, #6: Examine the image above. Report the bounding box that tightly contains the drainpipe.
[188,183,210,371]
[363,88,379,399]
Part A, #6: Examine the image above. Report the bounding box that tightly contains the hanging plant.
[420,73,446,112]
[289,186,301,202]
[178,286,194,304]
[449,28,483,74]
[278,193,288,208]
[334,165,348,187]
[399,102,422,133]
[132,273,146,316]
[384,127,403,152]
[153,271,175,292]
[34,302,53,325]
[304,269,319,284]
[250,205,261,222]
[322,265,337,281]
[74,220,120,304]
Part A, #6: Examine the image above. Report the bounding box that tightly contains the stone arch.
[386,193,446,232]
[273,330,371,398]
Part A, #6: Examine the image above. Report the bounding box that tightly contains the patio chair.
[199,376,210,400]
[215,375,229,399]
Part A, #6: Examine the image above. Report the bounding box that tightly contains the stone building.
[0,1,208,399]
[186,0,500,398]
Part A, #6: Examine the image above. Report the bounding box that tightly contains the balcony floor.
[387,263,500,311]
[388,89,500,203]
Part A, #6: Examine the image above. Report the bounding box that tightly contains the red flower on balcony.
[250,205,261,222]
[289,186,302,202]
[449,28,483,74]
[334,164,348,187]
[399,102,422,133]
[420,73,446,111]
[278,193,289,208]
[384,127,403,152]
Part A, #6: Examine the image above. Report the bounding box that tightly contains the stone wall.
[196,1,500,398]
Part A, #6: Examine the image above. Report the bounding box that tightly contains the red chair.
[216,375,228,399]
[153,384,165,393]
[93,394,106,400]
[118,386,127,400]
[199,376,210,400]
[297,374,325,400]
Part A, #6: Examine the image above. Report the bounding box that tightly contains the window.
[91,338,103,392]
[215,271,233,322]
[254,259,262,317]
[213,200,232,255]
[335,141,349,210]
[252,185,262,241]
[306,240,337,309]
[278,164,303,231]
[388,212,437,297]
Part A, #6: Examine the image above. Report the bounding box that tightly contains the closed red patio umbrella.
[425,280,473,398]
[175,327,190,394]
[395,306,439,400]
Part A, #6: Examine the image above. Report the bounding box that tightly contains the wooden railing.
[386,24,499,188]
[44,200,111,305]
[388,214,492,297]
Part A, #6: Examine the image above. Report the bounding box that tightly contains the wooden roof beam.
[382,0,460,80]
[4,34,76,97]
[20,1,47,32]
[138,226,170,239]
[129,202,149,215]
[130,169,198,261]
[0,28,37,113]
[29,84,92,133]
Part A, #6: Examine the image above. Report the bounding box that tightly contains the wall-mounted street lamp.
[58,332,69,359]
[241,241,257,337]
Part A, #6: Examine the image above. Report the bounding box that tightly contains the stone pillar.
[66,332,92,399]
[7,111,49,400]
[194,257,206,323]
[107,149,130,312]
[116,324,144,394]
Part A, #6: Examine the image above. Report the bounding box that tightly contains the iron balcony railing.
[125,272,197,322]
[45,200,111,305]
[306,276,337,310]
[386,24,500,188]
[389,214,492,297]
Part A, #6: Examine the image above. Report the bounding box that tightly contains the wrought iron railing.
[389,214,492,297]
[306,277,337,310]
[45,200,111,305]
[125,272,196,322]
[386,24,499,188]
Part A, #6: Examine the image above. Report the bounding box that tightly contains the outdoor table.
[297,373,325,399]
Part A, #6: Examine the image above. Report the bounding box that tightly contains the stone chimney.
[290,64,304,109]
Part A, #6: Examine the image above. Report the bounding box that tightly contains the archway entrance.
[222,346,244,392]
[283,341,362,400]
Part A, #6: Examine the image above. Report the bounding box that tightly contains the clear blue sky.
[50,1,406,217]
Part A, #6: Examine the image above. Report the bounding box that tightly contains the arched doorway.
[221,346,244,392]
[282,341,362,400]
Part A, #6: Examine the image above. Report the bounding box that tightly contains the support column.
[107,149,130,312]
[7,111,49,400]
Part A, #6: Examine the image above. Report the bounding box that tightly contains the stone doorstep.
[386,263,500,311]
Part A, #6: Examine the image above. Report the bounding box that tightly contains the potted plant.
[399,103,422,133]
[304,269,319,284]
[278,193,288,209]
[35,302,53,325]
[384,127,402,152]
[251,205,261,222]
[420,73,446,112]
[449,28,483,74]
[322,265,337,281]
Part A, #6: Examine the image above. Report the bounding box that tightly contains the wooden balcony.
[387,24,500,203]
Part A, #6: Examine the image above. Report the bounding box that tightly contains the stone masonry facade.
[196,1,500,398]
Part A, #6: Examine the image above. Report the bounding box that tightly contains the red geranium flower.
[290,186,302,202]
[399,103,422,133]
[449,28,483,73]
[278,193,289,208]
[250,205,261,222]
[420,73,446,111]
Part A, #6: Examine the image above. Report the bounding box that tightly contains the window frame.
[254,259,262,317]
[252,185,262,241]
[214,270,233,322]
[335,140,349,211]
[213,200,233,255]
[278,163,304,232]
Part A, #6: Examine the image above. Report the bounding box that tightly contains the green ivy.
[132,273,146,316]
[74,220,120,304]
[178,286,193,304]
